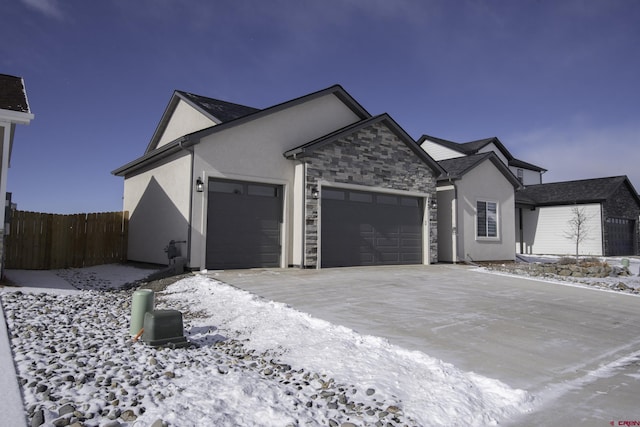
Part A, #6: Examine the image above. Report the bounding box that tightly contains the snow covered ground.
[0,265,533,427]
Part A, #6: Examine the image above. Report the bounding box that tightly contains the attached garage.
[206,179,283,269]
[321,187,424,267]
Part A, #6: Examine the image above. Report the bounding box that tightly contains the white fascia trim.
[0,109,34,125]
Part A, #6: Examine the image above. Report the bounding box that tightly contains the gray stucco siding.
[301,122,438,267]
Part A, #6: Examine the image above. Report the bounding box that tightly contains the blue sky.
[2,0,639,214]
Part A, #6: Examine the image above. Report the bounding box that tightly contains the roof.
[419,134,546,172]
[0,74,30,113]
[419,134,509,157]
[516,176,640,206]
[284,113,445,176]
[114,84,372,176]
[145,90,261,153]
[176,91,260,124]
[509,158,547,172]
[437,152,522,189]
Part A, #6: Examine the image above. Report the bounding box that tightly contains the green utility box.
[142,310,189,348]
[130,289,155,336]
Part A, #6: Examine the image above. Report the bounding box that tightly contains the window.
[477,200,498,238]
[517,168,524,184]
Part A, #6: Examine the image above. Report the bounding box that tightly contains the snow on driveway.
[0,266,532,427]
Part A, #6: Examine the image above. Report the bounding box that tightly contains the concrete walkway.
[210,264,640,426]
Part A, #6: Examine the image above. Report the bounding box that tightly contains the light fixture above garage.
[196,177,204,192]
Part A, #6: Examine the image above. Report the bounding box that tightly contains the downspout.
[302,160,308,268]
[451,181,458,264]
[0,123,10,277]
[178,136,194,267]
[518,207,524,254]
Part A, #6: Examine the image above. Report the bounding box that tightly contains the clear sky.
[2,0,639,214]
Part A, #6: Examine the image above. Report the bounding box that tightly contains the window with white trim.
[477,200,498,238]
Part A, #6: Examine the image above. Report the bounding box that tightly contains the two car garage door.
[206,179,424,269]
[320,188,424,268]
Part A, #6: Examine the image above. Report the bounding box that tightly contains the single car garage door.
[321,187,423,267]
[206,179,282,269]
[606,217,636,256]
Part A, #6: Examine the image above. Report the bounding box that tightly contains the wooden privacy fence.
[5,211,128,270]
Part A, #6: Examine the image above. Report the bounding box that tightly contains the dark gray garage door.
[606,217,635,256]
[206,179,282,269]
[321,188,423,268]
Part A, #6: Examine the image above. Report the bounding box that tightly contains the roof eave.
[0,108,34,125]
[112,136,194,177]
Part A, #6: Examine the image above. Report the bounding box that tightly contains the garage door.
[206,179,282,269]
[321,188,423,267]
[606,217,635,256]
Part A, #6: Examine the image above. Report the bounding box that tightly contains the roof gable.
[114,85,372,177]
[144,84,371,155]
[419,133,546,172]
[284,114,445,176]
[438,152,522,189]
[516,176,640,206]
[146,91,260,153]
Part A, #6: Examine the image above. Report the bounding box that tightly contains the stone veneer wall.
[302,122,438,267]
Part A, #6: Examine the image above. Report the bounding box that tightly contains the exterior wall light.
[196,177,204,193]
[430,198,437,209]
[311,187,319,199]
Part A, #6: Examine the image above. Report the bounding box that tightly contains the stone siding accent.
[602,183,640,255]
[302,122,438,267]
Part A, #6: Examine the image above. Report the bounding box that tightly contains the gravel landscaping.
[1,282,418,427]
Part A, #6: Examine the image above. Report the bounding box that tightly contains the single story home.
[113,85,444,270]
[0,74,34,274]
[516,176,640,256]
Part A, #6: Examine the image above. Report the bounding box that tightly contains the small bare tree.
[564,206,591,263]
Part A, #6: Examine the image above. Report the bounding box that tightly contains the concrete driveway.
[210,264,640,426]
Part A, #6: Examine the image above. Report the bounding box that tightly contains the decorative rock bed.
[486,261,630,278]
[482,260,640,294]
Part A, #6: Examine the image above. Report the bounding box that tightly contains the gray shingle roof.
[437,152,522,188]
[0,74,30,113]
[419,134,547,172]
[437,153,492,178]
[177,91,260,123]
[516,176,639,206]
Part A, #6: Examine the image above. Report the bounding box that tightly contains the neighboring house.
[419,135,526,262]
[434,152,521,262]
[516,176,640,257]
[418,135,546,185]
[113,85,443,270]
[0,74,34,275]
